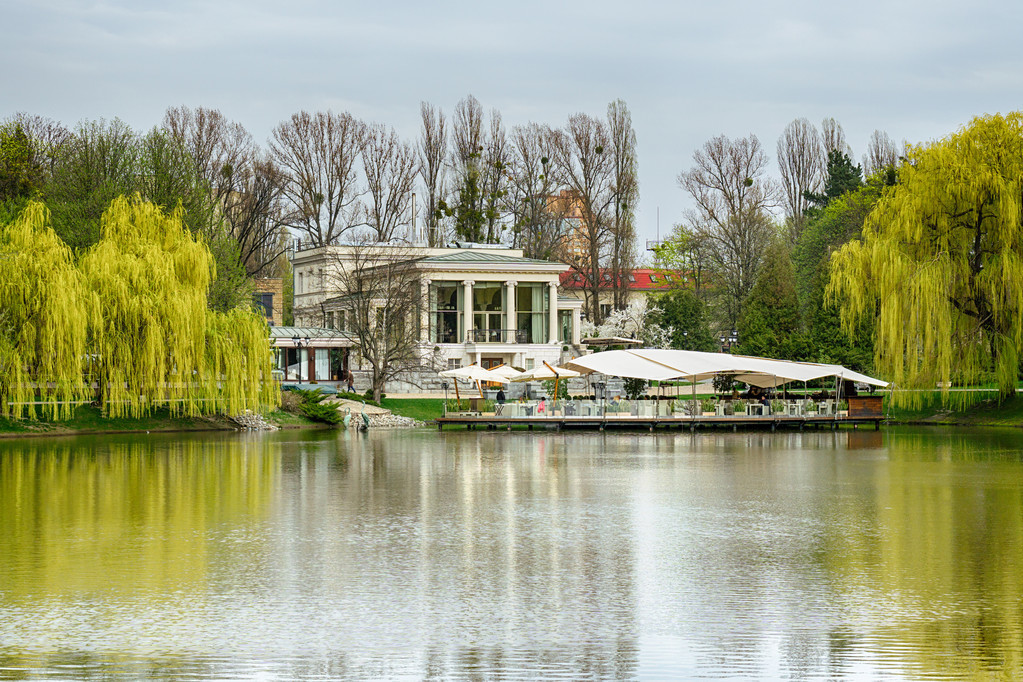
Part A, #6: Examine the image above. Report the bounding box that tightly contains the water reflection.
[0,427,1019,679]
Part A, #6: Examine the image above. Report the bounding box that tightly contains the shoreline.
[3,395,1023,438]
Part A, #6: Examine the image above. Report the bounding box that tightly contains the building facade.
[291,243,585,393]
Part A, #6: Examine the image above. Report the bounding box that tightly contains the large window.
[430,281,462,343]
[253,292,274,322]
[517,283,549,343]
[473,282,504,342]
[559,310,573,344]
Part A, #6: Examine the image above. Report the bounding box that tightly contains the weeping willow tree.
[0,202,96,419]
[79,195,278,417]
[828,113,1023,408]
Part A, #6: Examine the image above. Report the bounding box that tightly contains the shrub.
[291,388,342,425]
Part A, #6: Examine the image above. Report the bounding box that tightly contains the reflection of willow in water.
[824,428,1023,677]
[0,435,279,598]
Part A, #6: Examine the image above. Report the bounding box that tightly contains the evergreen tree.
[804,149,863,210]
[737,240,804,359]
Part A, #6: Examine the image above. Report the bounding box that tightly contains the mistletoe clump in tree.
[828,113,1023,407]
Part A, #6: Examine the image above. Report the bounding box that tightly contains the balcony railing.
[468,329,528,344]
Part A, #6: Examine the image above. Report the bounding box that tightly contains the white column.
[421,279,431,343]
[462,280,474,344]
[548,281,559,344]
[505,280,517,343]
[572,308,581,345]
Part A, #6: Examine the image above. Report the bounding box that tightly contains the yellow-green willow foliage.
[828,113,1023,408]
[79,195,278,417]
[1,196,278,419]
[0,202,97,419]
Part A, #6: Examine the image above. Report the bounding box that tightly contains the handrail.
[467,329,529,343]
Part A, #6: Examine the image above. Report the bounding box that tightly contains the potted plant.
[701,398,716,416]
[771,399,785,414]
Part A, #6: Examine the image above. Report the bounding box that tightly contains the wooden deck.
[437,413,883,431]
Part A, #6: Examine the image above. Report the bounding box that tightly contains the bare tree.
[606,99,639,311]
[678,134,777,327]
[862,129,898,177]
[777,118,824,242]
[418,102,447,247]
[481,110,509,244]
[448,95,487,242]
[361,124,418,242]
[322,244,432,403]
[270,110,366,247]
[821,117,852,156]
[549,113,614,324]
[162,106,256,205]
[225,156,291,276]
[506,123,568,260]
[163,106,288,275]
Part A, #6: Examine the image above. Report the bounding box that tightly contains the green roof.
[269,326,354,341]
[420,251,557,265]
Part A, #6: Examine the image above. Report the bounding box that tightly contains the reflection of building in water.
[272,430,640,678]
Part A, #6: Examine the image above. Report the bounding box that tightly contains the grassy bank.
[884,391,1023,427]
[0,404,323,438]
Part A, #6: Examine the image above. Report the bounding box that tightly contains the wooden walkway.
[437,414,883,431]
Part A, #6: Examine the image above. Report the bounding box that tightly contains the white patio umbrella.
[439,363,509,400]
[487,364,524,380]
[510,361,580,400]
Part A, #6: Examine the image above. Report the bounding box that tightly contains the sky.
[4,0,1022,259]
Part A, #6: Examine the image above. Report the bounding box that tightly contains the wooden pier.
[437,413,883,432]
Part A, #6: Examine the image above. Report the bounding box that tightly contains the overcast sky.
[4,0,1021,256]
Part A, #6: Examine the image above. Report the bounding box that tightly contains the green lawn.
[380,398,445,422]
[884,391,1023,426]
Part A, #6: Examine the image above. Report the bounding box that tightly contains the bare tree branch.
[678,133,778,327]
[362,124,418,243]
[418,102,447,247]
[270,110,366,246]
[777,117,824,241]
[549,112,614,324]
[863,129,898,177]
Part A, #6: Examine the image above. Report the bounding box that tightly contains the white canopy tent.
[564,349,887,390]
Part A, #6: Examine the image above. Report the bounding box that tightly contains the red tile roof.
[559,268,683,290]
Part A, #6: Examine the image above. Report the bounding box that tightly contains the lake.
[0,427,1021,680]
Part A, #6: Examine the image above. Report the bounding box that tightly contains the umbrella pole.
[454,380,460,405]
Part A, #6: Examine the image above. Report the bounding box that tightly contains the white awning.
[563,349,887,387]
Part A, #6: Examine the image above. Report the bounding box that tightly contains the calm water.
[0,427,1021,680]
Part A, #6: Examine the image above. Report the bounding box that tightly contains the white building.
[291,243,584,393]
